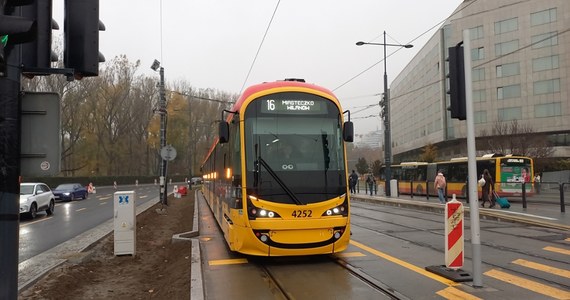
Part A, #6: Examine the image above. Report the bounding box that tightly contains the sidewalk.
[350,190,570,230]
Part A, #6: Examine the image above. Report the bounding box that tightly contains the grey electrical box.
[114,191,136,256]
[20,92,61,177]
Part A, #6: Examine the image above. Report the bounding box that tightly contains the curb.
[189,189,204,300]
[352,195,570,230]
[172,188,201,243]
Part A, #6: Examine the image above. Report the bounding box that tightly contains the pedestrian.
[481,169,495,208]
[434,170,446,203]
[366,175,374,195]
[349,170,358,193]
[534,173,541,194]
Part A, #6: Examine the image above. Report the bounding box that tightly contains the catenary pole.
[159,66,168,205]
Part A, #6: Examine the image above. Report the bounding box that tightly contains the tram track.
[352,202,569,256]
[350,203,570,289]
[247,255,404,299]
[258,264,291,300]
[331,255,410,300]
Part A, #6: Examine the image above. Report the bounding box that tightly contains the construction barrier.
[173,185,181,198]
[87,182,95,194]
[425,194,471,282]
[178,185,187,196]
[445,194,464,269]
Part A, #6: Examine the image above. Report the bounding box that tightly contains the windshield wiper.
[258,157,304,205]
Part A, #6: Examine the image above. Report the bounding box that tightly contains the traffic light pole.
[0,44,22,299]
[462,29,483,288]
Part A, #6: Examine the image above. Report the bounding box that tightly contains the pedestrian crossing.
[484,240,570,299]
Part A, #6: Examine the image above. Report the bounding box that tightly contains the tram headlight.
[247,196,281,219]
[323,207,343,216]
[256,209,278,218]
[321,198,349,217]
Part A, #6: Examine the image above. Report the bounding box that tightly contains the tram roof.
[230,79,337,113]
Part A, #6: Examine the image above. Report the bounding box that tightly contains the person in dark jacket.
[349,170,358,193]
[366,175,375,195]
[481,169,495,208]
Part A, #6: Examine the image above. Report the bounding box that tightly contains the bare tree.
[419,143,438,162]
[480,120,554,158]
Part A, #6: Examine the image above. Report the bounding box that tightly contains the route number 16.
[267,100,275,111]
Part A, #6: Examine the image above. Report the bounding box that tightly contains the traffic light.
[19,0,59,74]
[1,0,36,76]
[447,44,466,120]
[64,0,105,79]
[1,36,6,76]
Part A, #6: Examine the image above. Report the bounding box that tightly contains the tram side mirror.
[343,121,354,142]
[219,121,229,143]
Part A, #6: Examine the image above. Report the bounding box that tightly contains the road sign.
[21,92,61,176]
[160,145,177,161]
[40,161,50,171]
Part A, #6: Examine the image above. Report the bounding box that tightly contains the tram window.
[449,164,467,182]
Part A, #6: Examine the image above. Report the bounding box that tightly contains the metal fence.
[353,179,567,213]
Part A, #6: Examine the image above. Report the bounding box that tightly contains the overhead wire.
[333,0,480,94]
[239,0,281,95]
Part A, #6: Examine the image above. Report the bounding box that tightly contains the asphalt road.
[18,184,161,262]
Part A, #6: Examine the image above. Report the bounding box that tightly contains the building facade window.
[535,102,561,118]
[474,111,487,124]
[473,89,486,102]
[496,62,520,77]
[532,31,558,49]
[548,133,570,147]
[532,55,559,72]
[472,68,485,81]
[471,47,485,61]
[495,17,518,34]
[534,78,560,95]
[531,8,557,26]
[497,84,521,100]
[495,40,519,56]
[470,25,484,40]
[498,107,522,121]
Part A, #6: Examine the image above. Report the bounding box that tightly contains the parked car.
[52,183,88,201]
[20,183,56,219]
[189,177,203,185]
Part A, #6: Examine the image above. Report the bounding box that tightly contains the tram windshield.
[244,92,347,204]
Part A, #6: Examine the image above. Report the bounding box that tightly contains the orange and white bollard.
[426,194,471,281]
[445,194,464,269]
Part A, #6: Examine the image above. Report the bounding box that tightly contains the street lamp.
[356,31,413,197]
[151,59,168,205]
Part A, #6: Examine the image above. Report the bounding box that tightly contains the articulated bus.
[201,79,354,256]
[387,154,534,198]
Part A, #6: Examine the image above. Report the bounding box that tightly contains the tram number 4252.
[292,210,312,218]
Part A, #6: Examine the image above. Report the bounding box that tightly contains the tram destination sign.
[261,98,327,114]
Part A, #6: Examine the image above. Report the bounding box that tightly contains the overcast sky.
[52,0,463,135]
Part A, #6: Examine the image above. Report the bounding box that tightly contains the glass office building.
[389,0,569,162]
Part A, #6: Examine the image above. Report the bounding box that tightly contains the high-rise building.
[389,0,569,164]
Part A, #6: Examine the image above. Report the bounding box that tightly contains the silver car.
[20,183,56,219]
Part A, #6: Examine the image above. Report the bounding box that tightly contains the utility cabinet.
[114,191,136,256]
